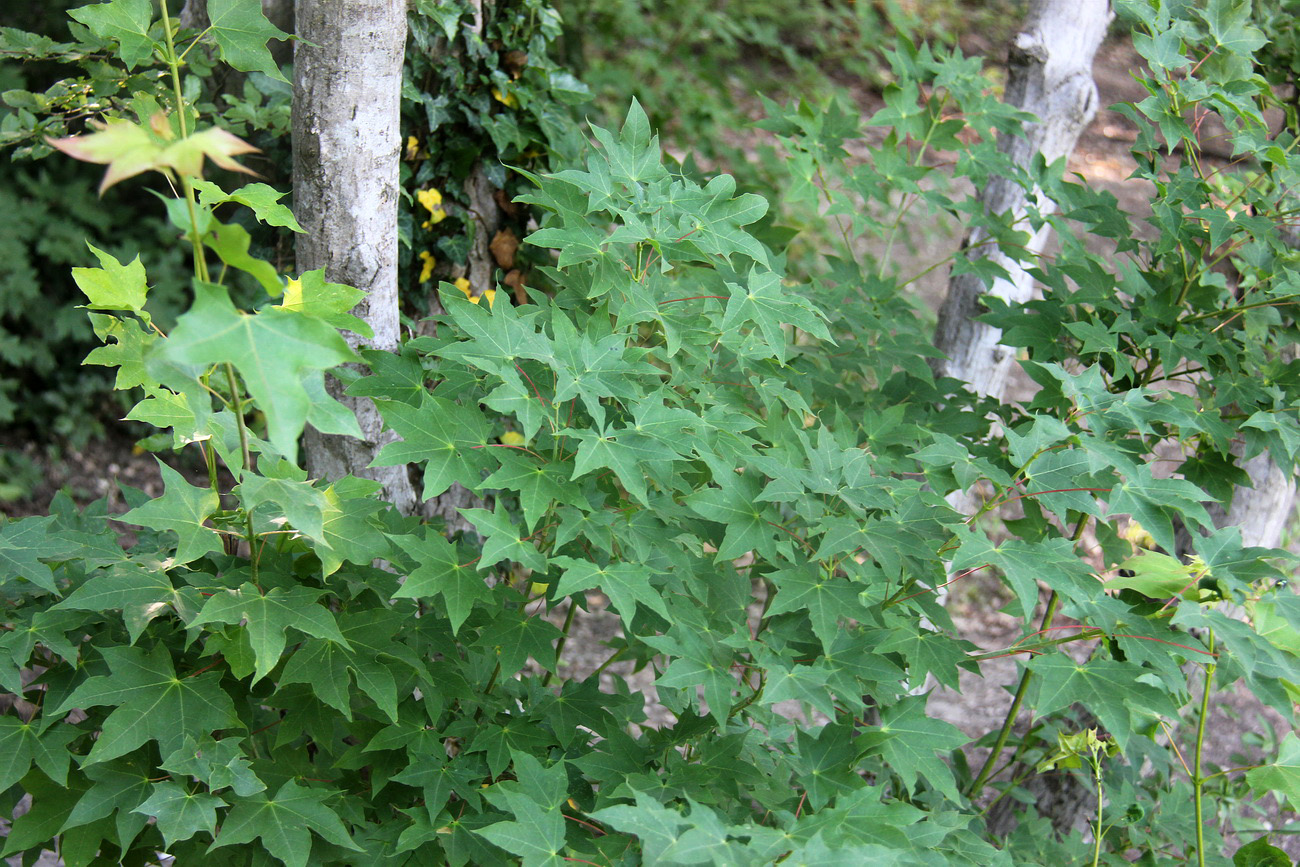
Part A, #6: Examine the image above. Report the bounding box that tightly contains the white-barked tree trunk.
[932,0,1112,399]
[293,0,419,513]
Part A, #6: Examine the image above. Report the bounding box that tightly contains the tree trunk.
[293,0,419,513]
[940,0,1113,839]
[932,0,1112,399]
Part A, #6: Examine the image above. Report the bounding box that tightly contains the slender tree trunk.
[294,0,419,513]
[939,1,1113,839]
[932,0,1112,398]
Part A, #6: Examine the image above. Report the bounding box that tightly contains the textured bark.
[178,0,209,31]
[932,0,1112,398]
[294,0,419,513]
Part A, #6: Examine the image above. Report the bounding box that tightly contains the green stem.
[966,517,1084,799]
[1091,758,1104,867]
[542,599,579,688]
[966,590,1060,798]
[159,2,209,282]
[1193,628,1216,867]
[224,363,252,474]
[224,363,257,583]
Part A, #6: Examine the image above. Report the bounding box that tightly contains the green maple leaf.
[460,503,549,573]
[549,313,653,427]
[1106,463,1212,554]
[119,460,222,565]
[62,757,154,841]
[68,0,154,69]
[206,0,291,81]
[791,722,866,809]
[0,717,76,792]
[346,348,426,404]
[372,395,493,500]
[54,561,192,643]
[858,695,967,801]
[1104,550,1201,599]
[1246,732,1300,811]
[192,180,303,233]
[206,221,281,292]
[72,243,148,313]
[0,516,81,593]
[765,566,867,652]
[85,312,156,390]
[477,794,566,866]
[239,468,330,545]
[475,608,562,675]
[480,450,585,530]
[656,653,739,725]
[161,735,265,797]
[438,286,554,370]
[209,780,362,866]
[951,527,1099,620]
[551,554,670,623]
[53,644,239,765]
[280,609,411,722]
[589,790,688,864]
[683,173,771,265]
[161,282,357,463]
[567,424,679,505]
[134,781,224,846]
[315,478,390,575]
[870,625,978,691]
[190,582,349,682]
[390,530,488,634]
[1028,654,1180,751]
[124,387,201,443]
[685,471,776,560]
[278,268,371,335]
[720,269,831,361]
[478,752,569,865]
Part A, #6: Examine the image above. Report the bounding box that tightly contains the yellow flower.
[500,431,526,446]
[418,251,436,283]
[492,88,520,110]
[405,136,420,160]
[454,277,496,309]
[417,187,442,211]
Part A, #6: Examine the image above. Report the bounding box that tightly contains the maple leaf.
[551,554,671,623]
[161,282,358,463]
[1247,732,1300,811]
[53,644,239,765]
[0,516,82,593]
[49,118,258,193]
[209,780,362,866]
[206,0,291,82]
[72,243,149,313]
[68,0,154,69]
[461,503,549,573]
[390,530,488,634]
[133,781,224,846]
[118,461,222,565]
[190,582,349,683]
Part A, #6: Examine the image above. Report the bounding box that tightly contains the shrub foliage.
[1,1,1299,865]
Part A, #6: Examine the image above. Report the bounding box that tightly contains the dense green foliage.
[2,1,1300,866]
